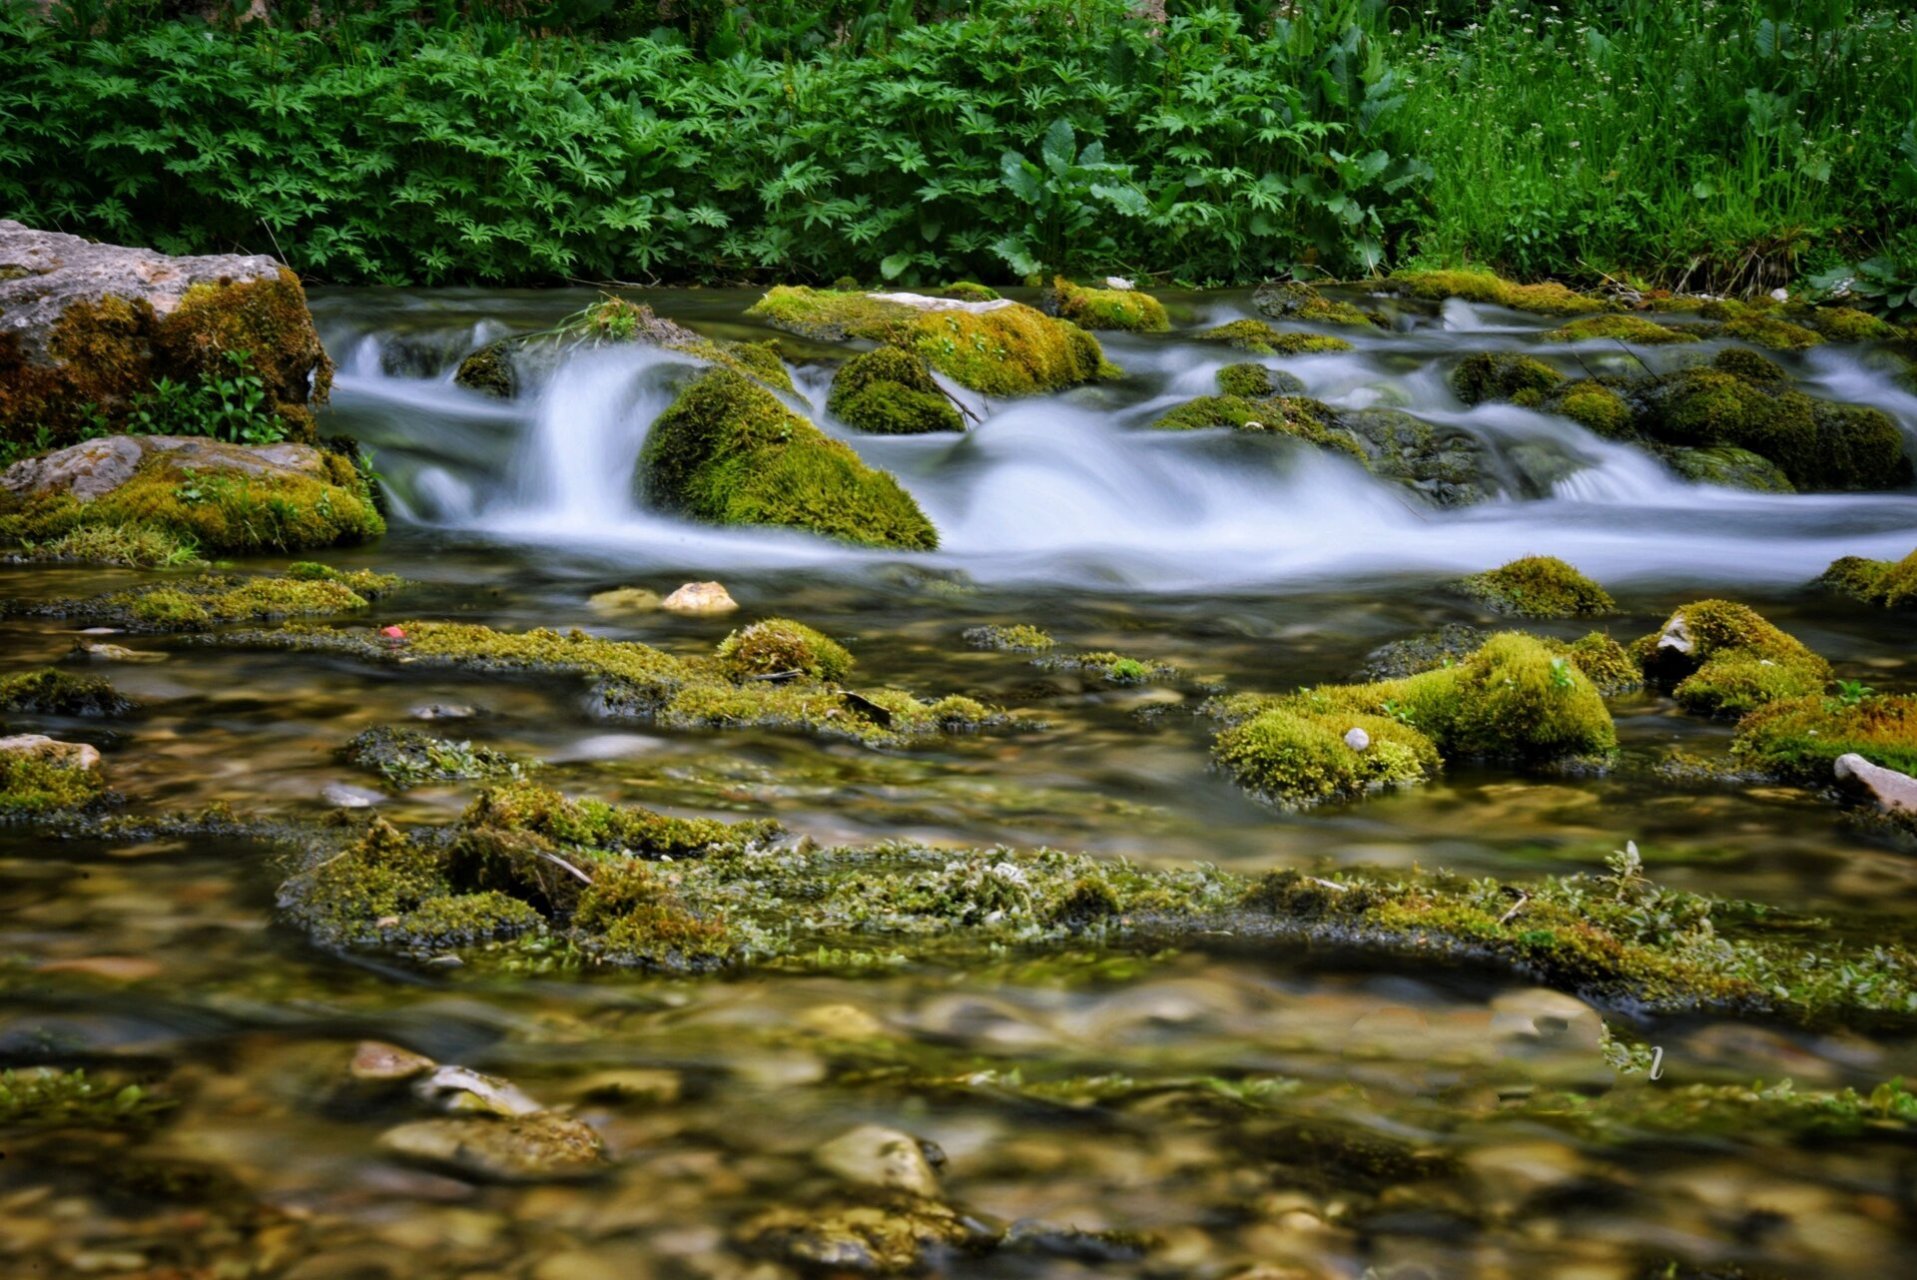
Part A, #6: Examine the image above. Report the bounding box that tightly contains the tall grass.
[1,0,1911,292]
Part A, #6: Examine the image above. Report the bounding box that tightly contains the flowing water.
[4,287,1917,1279]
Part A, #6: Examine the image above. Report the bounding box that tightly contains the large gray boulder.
[2,435,338,503]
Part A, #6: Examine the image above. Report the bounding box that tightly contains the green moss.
[961,624,1054,653]
[716,617,855,682]
[747,286,1114,395]
[0,668,133,717]
[1451,353,1564,406]
[1817,549,1917,608]
[0,455,384,555]
[5,522,202,569]
[1457,556,1615,618]
[1545,314,1696,344]
[826,347,962,435]
[1048,278,1170,333]
[1540,379,1634,437]
[1800,306,1899,343]
[1711,347,1789,382]
[1665,445,1795,492]
[464,780,779,858]
[343,726,526,789]
[197,619,1006,750]
[1701,301,1824,351]
[639,369,938,550]
[453,344,514,398]
[1194,319,1352,356]
[1215,362,1305,398]
[1562,631,1642,695]
[0,1068,174,1132]
[0,752,106,817]
[934,282,999,302]
[1631,599,1831,716]
[572,860,737,967]
[1384,270,1614,315]
[1214,705,1440,806]
[1731,693,1917,783]
[18,570,398,631]
[1035,650,1180,686]
[1253,281,1381,329]
[1152,393,1368,464]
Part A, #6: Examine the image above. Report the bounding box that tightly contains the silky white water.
[316,288,1917,591]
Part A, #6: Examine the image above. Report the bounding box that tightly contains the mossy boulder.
[0,221,332,448]
[343,726,525,790]
[1711,347,1789,383]
[1383,270,1614,315]
[933,282,999,302]
[1214,705,1441,807]
[1817,550,1917,608]
[826,347,962,435]
[453,345,514,398]
[1045,278,1170,333]
[961,624,1053,653]
[747,287,1114,396]
[1539,379,1634,437]
[1193,319,1352,356]
[1457,556,1614,618]
[1215,363,1306,398]
[1562,632,1642,695]
[0,668,133,718]
[1252,281,1381,329]
[0,436,383,556]
[639,369,937,550]
[1545,315,1696,344]
[1666,445,1794,492]
[1,747,107,817]
[1335,407,1498,507]
[1451,353,1564,406]
[1732,694,1917,784]
[1631,600,1830,716]
[1700,300,1823,351]
[1150,393,1368,465]
[716,618,855,682]
[1800,306,1899,343]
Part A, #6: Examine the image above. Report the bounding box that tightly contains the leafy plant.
[991,119,1149,279]
[123,352,286,445]
[1834,678,1876,707]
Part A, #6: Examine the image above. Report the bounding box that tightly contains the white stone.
[814,1124,941,1198]
[321,782,381,808]
[1835,753,1917,815]
[1343,727,1370,751]
[1103,276,1135,291]
[412,1064,544,1118]
[660,581,738,614]
[0,734,100,771]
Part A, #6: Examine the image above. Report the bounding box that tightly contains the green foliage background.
[1,0,1911,290]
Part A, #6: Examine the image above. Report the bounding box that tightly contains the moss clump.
[1457,556,1615,618]
[1700,301,1824,351]
[1047,278,1170,333]
[716,618,855,682]
[1634,367,1911,492]
[0,668,133,717]
[1562,632,1642,695]
[1384,270,1613,315]
[1712,347,1790,382]
[826,347,962,435]
[0,1068,173,1132]
[747,287,1114,396]
[1214,706,1440,806]
[961,624,1054,653]
[1632,600,1831,716]
[1666,445,1795,492]
[453,345,514,398]
[572,860,737,967]
[1215,362,1305,398]
[1539,379,1634,437]
[1801,306,1899,343]
[3,522,201,569]
[1731,693,1917,783]
[1817,550,1917,608]
[0,752,106,817]
[464,781,779,859]
[1451,353,1564,406]
[1152,393,1369,465]
[0,454,384,556]
[1194,319,1351,356]
[1545,315,1696,344]
[343,726,526,790]
[197,620,1006,750]
[1035,650,1180,686]
[1252,281,1381,329]
[640,369,938,550]
[934,282,998,302]
[13,570,398,631]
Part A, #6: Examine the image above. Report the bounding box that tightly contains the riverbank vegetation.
[3,1,1912,300]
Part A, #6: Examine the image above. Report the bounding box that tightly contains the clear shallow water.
[4,287,1917,1278]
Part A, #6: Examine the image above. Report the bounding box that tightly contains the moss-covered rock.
[639,369,937,550]
[1215,362,1305,398]
[0,749,106,817]
[0,668,133,717]
[9,568,400,631]
[716,618,854,682]
[1252,281,1381,329]
[1336,407,1497,506]
[1539,379,1635,437]
[1034,650,1180,686]
[1046,278,1170,333]
[193,619,1007,750]
[1700,300,1824,351]
[1214,705,1441,806]
[747,287,1114,396]
[1457,556,1615,618]
[1150,393,1369,465]
[1383,270,1614,315]
[1731,693,1917,783]
[1817,549,1917,608]
[1800,305,1899,343]
[0,221,332,448]
[453,345,514,398]
[1193,319,1352,356]
[1546,315,1697,344]
[1632,600,1831,716]
[1666,445,1795,492]
[961,624,1054,653]
[826,347,962,435]
[343,726,526,790]
[1451,352,1564,406]
[933,282,998,303]
[1354,624,1487,680]
[0,440,384,556]
[1562,632,1642,695]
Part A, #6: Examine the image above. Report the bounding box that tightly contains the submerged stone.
[815,1125,943,1198]
[377,1113,606,1183]
[639,369,938,550]
[1456,556,1615,618]
[739,1197,996,1275]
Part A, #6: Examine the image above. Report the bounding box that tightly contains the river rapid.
[3,284,1916,1280]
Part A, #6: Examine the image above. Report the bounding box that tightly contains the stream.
[3,286,1917,1279]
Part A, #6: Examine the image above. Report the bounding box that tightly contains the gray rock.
[349,1040,437,1084]
[1335,408,1499,507]
[410,703,477,721]
[3,434,334,504]
[1835,753,1917,816]
[411,1064,544,1118]
[377,1113,606,1183]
